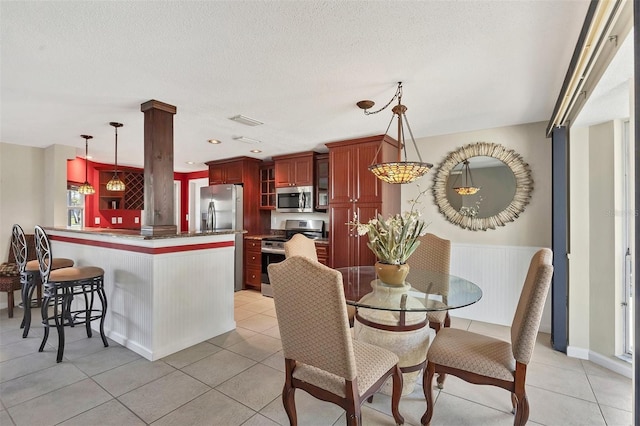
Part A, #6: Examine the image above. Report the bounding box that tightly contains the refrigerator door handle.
[207,201,216,231]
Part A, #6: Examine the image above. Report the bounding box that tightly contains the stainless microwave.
[276,186,314,213]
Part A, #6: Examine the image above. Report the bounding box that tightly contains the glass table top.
[336,266,483,312]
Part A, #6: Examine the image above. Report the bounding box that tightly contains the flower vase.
[375,261,410,286]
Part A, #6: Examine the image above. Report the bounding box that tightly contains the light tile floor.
[0,289,633,425]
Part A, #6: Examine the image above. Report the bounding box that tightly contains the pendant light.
[357,82,433,184]
[77,134,95,195]
[106,122,125,191]
[452,160,480,195]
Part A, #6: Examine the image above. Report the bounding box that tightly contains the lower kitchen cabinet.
[244,238,262,290]
[315,242,330,266]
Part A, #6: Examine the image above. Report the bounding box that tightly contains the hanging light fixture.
[452,160,480,195]
[357,82,432,184]
[106,122,125,191]
[77,134,95,195]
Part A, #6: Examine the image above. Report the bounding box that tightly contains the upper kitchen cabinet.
[98,170,144,210]
[260,162,275,209]
[205,156,262,234]
[315,153,329,210]
[326,135,401,268]
[208,159,244,185]
[327,135,399,205]
[273,152,314,188]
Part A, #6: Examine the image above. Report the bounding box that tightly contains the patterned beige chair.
[268,256,404,425]
[284,234,318,260]
[421,248,553,426]
[407,233,451,332]
[284,234,357,326]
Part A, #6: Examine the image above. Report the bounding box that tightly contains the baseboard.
[567,345,632,379]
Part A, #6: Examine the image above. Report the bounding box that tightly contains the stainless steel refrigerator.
[200,184,244,291]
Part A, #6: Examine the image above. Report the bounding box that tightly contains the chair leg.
[513,391,529,426]
[39,293,51,352]
[22,277,37,338]
[429,321,441,333]
[510,393,517,414]
[390,365,405,425]
[7,290,14,318]
[282,359,297,426]
[436,372,447,389]
[444,312,451,328]
[421,362,436,425]
[97,283,109,347]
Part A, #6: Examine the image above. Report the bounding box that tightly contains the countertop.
[244,234,329,244]
[47,227,246,241]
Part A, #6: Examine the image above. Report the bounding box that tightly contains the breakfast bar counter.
[44,227,243,360]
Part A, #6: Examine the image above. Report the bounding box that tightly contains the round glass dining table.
[337,266,482,316]
[336,265,483,396]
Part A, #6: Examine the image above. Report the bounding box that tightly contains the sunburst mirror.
[432,142,534,231]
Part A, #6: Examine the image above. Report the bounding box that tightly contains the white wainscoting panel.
[449,244,552,333]
[50,231,237,360]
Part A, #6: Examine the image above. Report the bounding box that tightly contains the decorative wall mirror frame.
[432,142,533,231]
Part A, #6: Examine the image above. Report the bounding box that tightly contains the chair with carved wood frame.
[268,256,404,426]
[421,248,553,426]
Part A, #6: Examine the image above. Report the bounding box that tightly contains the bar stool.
[34,225,108,362]
[11,224,74,338]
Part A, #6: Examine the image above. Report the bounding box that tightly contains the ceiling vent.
[232,136,261,144]
[229,115,263,126]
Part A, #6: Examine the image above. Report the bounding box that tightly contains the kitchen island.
[45,227,243,361]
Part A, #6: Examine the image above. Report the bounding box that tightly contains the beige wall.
[402,121,552,248]
[569,126,591,351]
[0,142,72,308]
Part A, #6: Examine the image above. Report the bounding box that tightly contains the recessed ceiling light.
[232,136,261,144]
[250,149,262,153]
[208,139,221,144]
[229,115,263,126]
[186,161,195,165]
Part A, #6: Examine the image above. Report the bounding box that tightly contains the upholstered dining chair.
[283,234,318,260]
[284,233,357,326]
[407,233,451,332]
[268,256,405,426]
[421,248,553,426]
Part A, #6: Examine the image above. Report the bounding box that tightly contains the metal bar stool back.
[12,224,74,338]
[34,225,108,362]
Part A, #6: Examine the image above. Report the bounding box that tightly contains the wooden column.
[140,100,177,236]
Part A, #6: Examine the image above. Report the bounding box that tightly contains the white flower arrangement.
[347,187,430,265]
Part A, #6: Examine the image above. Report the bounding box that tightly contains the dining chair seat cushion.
[0,262,19,277]
[292,339,399,397]
[49,266,104,282]
[427,310,447,324]
[26,258,74,272]
[427,328,515,382]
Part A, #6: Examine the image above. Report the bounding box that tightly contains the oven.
[260,219,325,297]
[260,239,286,297]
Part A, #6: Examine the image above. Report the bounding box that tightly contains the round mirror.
[432,142,533,231]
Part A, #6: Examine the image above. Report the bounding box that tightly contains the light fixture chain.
[363,84,402,115]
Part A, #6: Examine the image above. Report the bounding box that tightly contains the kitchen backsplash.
[270,210,329,232]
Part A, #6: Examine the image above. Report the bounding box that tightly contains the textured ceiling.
[1,1,592,172]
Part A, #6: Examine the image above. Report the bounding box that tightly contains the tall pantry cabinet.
[326,134,400,268]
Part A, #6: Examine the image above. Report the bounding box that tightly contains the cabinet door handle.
[251,256,256,260]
